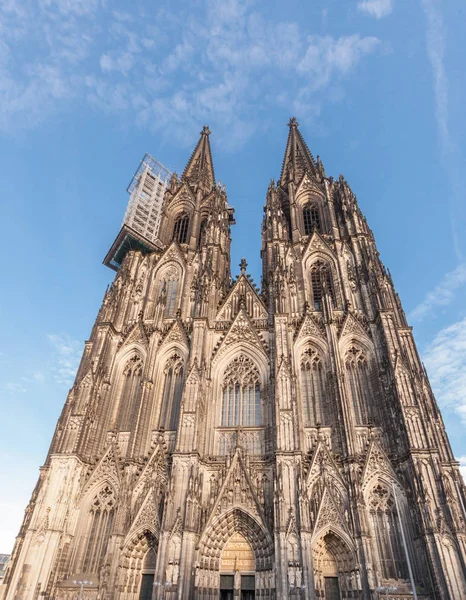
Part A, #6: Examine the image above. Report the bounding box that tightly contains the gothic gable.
[82,444,121,497]
[312,486,349,541]
[294,313,326,343]
[159,318,190,351]
[216,274,267,322]
[302,230,335,261]
[213,308,268,363]
[157,241,186,269]
[361,438,398,492]
[338,312,370,341]
[306,441,345,496]
[295,172,324,200]
[124,489,160,545]
[119,320,149,351]
[132,443,168,509]
[164,181,196,210]
[206,449,268,529]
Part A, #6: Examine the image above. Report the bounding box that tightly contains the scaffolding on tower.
[104,153,172,271]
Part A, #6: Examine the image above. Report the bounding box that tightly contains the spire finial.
[239,258,248,275]
[288,117,299,128]
[201,125,211,136]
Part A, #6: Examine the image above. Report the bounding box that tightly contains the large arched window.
[159,354,184,430]
[310,260,335,310]
[303,202,321,235]
[345,345,372,425]
[368,484,408,580]
[221,355,261,427]
[82,485,116,573]
[173,213,189,244]
[117,353,143,431]
[300,348,326,426]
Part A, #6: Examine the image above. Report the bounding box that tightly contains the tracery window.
[159,269,180,318]
[303,202,321,235]
[83,485,116,573]
[117,353,143,430]
[345,345,373,425]
[369,485,408,580]
[221,355,261,427]
[173,213,189,244]
[300,348,326,426]
[310,260,335,310]
[159,354,184,430]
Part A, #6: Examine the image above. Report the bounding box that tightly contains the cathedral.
[2,120,466,600]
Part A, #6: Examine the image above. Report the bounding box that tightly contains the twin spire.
[181,118,318,192]
[182,125,216,193]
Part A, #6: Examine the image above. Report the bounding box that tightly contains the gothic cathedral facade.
[2,121,466,600]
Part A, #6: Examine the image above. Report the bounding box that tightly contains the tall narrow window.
[345,345,372,425]
[83,485,116,573]
[173,214,189,244]
[160,354,184,430]
[163,278,179,318]
[300,348,326,426]
[117,354,143,430]
[369,485,408,580]
[310,261,335,310]
[221,355,261,427]
[303,202,321,235]
[199,217,208,248]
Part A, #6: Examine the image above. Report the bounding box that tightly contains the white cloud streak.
[423,316,466,424]
[357,0,393,19]
[0,0,383,148]
[409,263,466,322]
[47,333,82,386]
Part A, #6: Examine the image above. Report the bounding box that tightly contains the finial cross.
[239,257,248,275]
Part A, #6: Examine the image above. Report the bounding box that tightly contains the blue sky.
[1,0,466,553]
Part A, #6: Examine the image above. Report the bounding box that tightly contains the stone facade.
[2,120,466,600]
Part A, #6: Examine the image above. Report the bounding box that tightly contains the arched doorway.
[313,531,358,600]
[220,533,255,599]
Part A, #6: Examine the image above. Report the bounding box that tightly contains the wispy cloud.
[421,0,465,259]
[409,263,466,322]
[47,333,82,386]
[423,316,466,424]
[357,0,393,19]
[0,0,383,148]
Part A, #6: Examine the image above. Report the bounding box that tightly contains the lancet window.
[173,213,189,244]
[310,260,335,310]
[116,353,143,431]
[368,484,408,580]
[300,348,326,426]
[345,345,372,425]
[82,485,116,573]
[303,202,321,235]
[159,354,184,430]
[221,355,261,427]
[159,270,180,318]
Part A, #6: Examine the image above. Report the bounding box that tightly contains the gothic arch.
[109,347,146,431]
[213,344,269,385]
[198,508,274,571]
[151,261,184,319]
[303,252,341,310]
[341,339,379,426]
[118,530,158,598]
[312,529,358,598]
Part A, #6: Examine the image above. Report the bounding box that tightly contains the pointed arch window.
[117,353,143,431]
[221,355,261,427]
[83,485,116,573]
[303,202,321,235]
[310,260,335,310]
[160,354,184,430]
[345,345,372,425]
[369,485,408,580]
[199,217,208,248]
[159,268,180,318]
[173,213,189,244]
[300,348,326,426]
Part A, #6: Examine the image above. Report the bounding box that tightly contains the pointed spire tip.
[288,117,299,128]
[201,125,211,136]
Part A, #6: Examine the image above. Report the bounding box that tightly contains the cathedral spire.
[182,125,216,193]
[280,117,318,184]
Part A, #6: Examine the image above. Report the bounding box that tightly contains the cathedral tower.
[2,122,466,600]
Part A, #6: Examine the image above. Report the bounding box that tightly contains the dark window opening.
[311,262,335,310]
[303,203,321,235]
[173,214,189,244]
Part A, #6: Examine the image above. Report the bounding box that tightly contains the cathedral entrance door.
[324,577,340,600]
[220,533,256,599]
